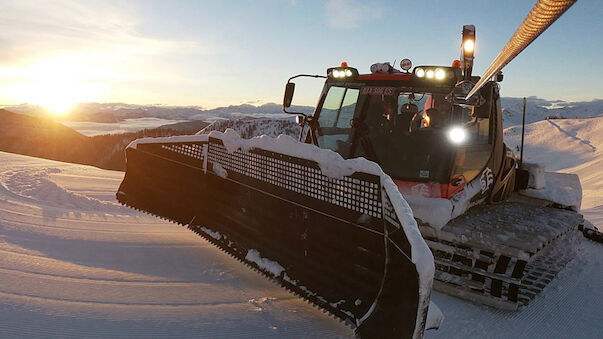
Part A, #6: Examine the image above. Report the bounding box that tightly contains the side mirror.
[283,83,295,108]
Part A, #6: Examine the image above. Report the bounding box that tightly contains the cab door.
[313,86,360,157]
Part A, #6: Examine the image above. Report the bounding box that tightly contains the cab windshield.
[314,84,491,183]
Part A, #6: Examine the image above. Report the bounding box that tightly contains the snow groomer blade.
[117,132,434,338]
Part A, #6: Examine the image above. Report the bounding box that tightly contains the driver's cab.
[305,78,500,199]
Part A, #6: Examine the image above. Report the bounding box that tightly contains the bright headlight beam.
[416,68,425,78]
[426,69,434,79]
[448,126,467,144]
[435,68,445,80]
[463,39,475,54]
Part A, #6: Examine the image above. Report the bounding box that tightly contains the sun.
[27,85,78,115]
[44,99,75,115]
[6,54,103,116]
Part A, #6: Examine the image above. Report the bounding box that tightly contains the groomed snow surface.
[0,152,351,338]
[1,115,602,338]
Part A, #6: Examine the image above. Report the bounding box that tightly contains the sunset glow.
[0,1,600,109]
[3,55,104,115]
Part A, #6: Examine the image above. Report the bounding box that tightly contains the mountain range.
[3,98,601,127]
[0,97,601,172]
[2,102,314,123]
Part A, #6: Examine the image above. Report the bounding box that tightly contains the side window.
[336,90,359,128]
[316,87,359,156]
[451,92,493,183]
[318,87,346,127]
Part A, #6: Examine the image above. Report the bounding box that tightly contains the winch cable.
[466,0,577,100]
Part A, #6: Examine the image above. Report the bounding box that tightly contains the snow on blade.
[127,134,209,150]
[245,249,285,277]
[426,301,444,330]
[209,129,384,179]
[200,226,223,240]
[212,163,228,179]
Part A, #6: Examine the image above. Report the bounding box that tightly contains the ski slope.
[0,153,351,338]
[0,116,602,338]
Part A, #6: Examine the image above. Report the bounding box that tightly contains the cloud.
[325,0,384,29]
[0,0,208,106]
[0,1,196,63]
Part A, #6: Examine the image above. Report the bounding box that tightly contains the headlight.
[435,68,445,80]
[463,39,475,54]
[329,67,358,79]
[415,67,425,78]
[447,126,467,144]
[426,69,435,79]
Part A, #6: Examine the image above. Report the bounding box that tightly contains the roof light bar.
[327,66,359,80]
[413,67,455,81]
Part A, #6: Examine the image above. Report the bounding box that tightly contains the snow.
[426,301,444,330]
[403,169,488,230]
[62,118,187,136]
[522,162,546,189]
[245,249,285,277]
[504,116,603,210]
[197,118,300,139]
[501,98,603,127]
[199,226,223,240]
[212,163,228,179]
[0,151,352,338]
[520,172,582,211]
[127,133,208,149]
[1,113,602,337]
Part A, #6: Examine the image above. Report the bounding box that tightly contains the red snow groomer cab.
[283,25,584,310]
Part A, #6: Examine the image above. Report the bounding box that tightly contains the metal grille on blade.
[208,141,382,217]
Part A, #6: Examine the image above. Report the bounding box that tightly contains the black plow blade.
[117,133,434,338]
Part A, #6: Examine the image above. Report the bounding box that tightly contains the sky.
[0,0,601,112]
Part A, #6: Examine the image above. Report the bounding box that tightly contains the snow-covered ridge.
[504,115,603,209]
[1,102,314,123]
[197,118,300,139]
[501,97,602,128]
